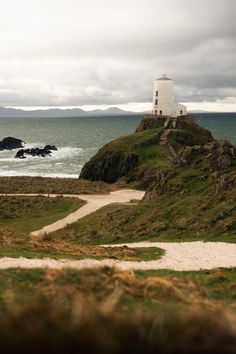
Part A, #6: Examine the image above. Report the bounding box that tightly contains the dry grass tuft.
[107,269,206,305]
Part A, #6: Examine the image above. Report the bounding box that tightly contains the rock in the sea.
[0,137,24,150]
[15,145,57,159]
[15,149,26,159]
[44,145,57,151]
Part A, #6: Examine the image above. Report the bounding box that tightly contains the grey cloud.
[0,0,235,107]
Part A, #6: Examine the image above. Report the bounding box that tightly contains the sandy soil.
[0,241,236,271]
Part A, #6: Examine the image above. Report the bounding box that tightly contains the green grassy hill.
[80,115,215,188]
[76,115,236,243]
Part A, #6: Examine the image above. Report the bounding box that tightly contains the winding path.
[1,190,145,236]
[1,191,236,271]
[0,241,236,271]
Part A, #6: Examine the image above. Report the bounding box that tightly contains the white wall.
[152,78,187,117]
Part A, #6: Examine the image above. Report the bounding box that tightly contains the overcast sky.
[0,0,235,111]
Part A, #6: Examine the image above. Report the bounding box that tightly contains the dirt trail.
[1,192,236,271]
[0,241,236,271]
[0,190,145,236]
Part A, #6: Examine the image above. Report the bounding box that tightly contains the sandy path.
[0,241,236,271]
[1,191,236,271]
[0,190,145,236]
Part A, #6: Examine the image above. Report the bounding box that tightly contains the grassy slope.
[0,196,165,261]
[55,121,236,244]
[0,196,85,233]
[54,167,236,244]
[80,127,167,187]
[0,176,110,194]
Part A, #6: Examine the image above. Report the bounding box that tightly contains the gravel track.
[1,192,235,271]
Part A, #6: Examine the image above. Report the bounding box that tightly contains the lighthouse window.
[180,110,183,115]
[155,99,158,105]
[160,110,162,115]
[156,91,158,97]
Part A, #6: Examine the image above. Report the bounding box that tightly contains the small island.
[15,144,57,158]
[0,136,24,150]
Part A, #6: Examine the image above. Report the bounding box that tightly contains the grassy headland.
[74,115,236,244]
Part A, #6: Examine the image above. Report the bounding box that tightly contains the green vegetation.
[0,116,235,353]
[0,196,165,261]
[134,247,165,261]
[53,176,236,244]
[80,127,166,186]
[80,115,214,188]
[0,267,235,353]
[1,267,236,312]
[0,196,85,233]
[64,115,236,244]
[0,228,165,261]
[0,176,110,194]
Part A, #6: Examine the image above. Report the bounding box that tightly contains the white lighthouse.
[152,75,187,117]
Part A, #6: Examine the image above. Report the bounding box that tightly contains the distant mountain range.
[0,106,213,118]
[0,106,142,118]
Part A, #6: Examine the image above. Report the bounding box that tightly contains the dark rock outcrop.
[169,130,199,146]
[180,140,235,171]
[207,140,235,171]
[143,169,183,200]
[214,174,236,195]
[15,145,57,159]
[0,137,24,150]
[80,151,140,183]
[80,115,235,192]
[44,145,57,151]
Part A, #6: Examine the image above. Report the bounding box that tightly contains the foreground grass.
[0,267,235,314]
[0,267,235,353]
[0,176,111,194]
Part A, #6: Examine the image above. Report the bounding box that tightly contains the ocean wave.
[0,146,83,162]
[0,170,80,178]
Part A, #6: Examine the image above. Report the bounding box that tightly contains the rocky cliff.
[80,115,235,190]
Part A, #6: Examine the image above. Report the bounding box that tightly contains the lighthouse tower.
[152,75,187,117]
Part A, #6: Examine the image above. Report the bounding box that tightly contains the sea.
[0,113,235,178]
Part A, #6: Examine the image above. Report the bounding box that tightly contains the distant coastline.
[0,105,236,119]
[0,106,143,118]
